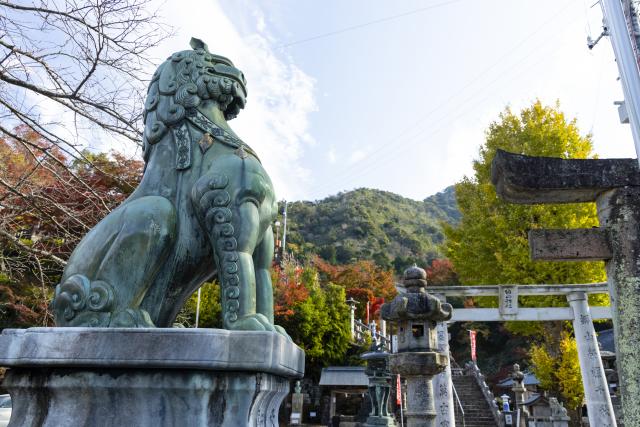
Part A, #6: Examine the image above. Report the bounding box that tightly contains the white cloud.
[327,146,336,164]
[254,10,266,33]
[135,1,318,200]
[348,148,369,164]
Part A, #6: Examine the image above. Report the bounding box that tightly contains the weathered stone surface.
[388,352,447,378]
[0,327,304,377]
[405,375,436,427]
[491,149,640,203]
[598,187,640,426]
[4,368,289,427]
[380,292,452,322]
[528,228,612,261]
[490,149,640,426]
[0,328,304,427]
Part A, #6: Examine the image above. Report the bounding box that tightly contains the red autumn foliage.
[271,261,310,319]
[0,126,144,264]
[0,126,144,327]
[369,296,385,318]
[426,258,459,285]
[314,256,396,320]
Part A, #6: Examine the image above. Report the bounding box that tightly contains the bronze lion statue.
[51,38,286,335]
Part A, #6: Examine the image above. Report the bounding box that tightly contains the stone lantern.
[361,340,395,427]
[511,363,528,426]
[380,265,452,427]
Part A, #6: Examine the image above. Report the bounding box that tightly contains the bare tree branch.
[0,0,171,312]
[0,229,67,266]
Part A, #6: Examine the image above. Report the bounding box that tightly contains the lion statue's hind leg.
[52,196,177,327]
[192,171,275,332]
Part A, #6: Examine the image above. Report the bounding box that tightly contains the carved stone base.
[363,416,397,426]
[0,328,305,427]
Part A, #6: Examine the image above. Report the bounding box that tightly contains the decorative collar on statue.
[186,108,259,161]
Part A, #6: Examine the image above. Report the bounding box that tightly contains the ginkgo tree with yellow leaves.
[444,101,608,417]
[531,333,583,421]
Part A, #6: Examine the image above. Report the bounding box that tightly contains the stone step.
[456,419,497,425]
[451,375,497,426]
[456,422,497,425]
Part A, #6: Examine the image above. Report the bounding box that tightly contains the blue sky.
[150,0,635,201]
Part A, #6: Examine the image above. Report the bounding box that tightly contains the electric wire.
[304,0,578,197]
[277,0,466,49]
[308,29,579,198]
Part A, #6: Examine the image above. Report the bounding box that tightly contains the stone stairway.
[452,374,498,427]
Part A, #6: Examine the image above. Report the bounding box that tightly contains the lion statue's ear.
[190,37,209,52]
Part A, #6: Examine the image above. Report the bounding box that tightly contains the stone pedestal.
[389,352,448,427]
[0,328,305,427]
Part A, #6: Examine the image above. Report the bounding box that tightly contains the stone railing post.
[348,297,357,341]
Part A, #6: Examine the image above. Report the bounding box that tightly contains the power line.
[309,44,571,198]
[277,0,466,49]
[313,30,577,196]
[305,0,578,197]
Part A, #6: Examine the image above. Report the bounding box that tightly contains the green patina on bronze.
[51,38,286,335]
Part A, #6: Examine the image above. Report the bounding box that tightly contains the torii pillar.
[567,291,615,426]
[491,150,632,426]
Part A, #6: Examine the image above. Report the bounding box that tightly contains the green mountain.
[283,186,459,271]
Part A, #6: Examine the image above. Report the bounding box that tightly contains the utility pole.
[281,200,288,257]
[599,0,640,163]
[195,287,202,328]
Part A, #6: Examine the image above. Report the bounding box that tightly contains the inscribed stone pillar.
[567,292,616,427]
[432,296,455,427]
[598,187,640,425]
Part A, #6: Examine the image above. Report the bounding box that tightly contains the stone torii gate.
[491,149,640,426]
[428,283,615,427]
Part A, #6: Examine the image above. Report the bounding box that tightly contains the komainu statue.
[51,38,286,335]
